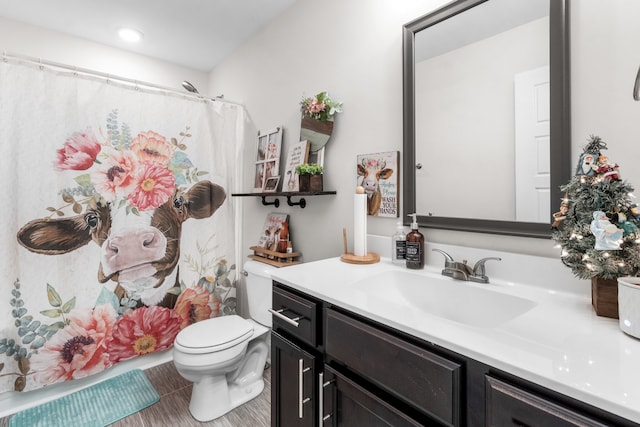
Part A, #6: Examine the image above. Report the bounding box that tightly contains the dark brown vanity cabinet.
[271,282,640,427]
[271,282,462,426]
[271,284,322,427]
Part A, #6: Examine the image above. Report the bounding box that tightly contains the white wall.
[0,16,209,94]
[2,1,640,265]
[571,0,640,182]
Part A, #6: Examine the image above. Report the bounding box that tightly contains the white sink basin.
[349,270,536,328]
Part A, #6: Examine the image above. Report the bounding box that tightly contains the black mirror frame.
[402,0,571,238]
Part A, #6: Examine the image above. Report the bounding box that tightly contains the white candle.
[354,187,367,256]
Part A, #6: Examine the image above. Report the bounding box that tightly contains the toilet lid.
[175,315,253,352]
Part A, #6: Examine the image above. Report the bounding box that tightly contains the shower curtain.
[0,58,246,394]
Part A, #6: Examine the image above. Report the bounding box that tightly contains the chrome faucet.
[432,249,501,284]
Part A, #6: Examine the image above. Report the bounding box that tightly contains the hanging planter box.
[300,117,334,153]
[299,174,323,192]
[591,276,619,319]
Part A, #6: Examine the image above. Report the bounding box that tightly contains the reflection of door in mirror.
[514,66,550,222]
[414,0,549,222]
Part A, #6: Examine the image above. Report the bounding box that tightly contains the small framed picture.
[253,127,283,192]
[283,140,310,192]
[264,176,280,192]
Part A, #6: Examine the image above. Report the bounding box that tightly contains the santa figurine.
[578,153,598,176]
[595,155,620,180]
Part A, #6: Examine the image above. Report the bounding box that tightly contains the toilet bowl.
[172,260,274,422]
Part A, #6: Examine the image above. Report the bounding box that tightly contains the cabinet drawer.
[325,308,462,426]
[486,376,609,427]
[271,285,319,347]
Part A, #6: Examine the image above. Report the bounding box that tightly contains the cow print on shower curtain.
[0,59,242,393]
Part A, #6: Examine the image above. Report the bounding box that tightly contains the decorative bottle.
[391,221,406,264]
[405,213,424,269]
[277,222,289,253]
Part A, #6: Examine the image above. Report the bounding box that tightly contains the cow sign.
[356,152,399,217]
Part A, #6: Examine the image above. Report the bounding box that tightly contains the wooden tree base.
[591,276,619,319]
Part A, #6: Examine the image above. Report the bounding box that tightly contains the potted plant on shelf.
[296,163,324,192]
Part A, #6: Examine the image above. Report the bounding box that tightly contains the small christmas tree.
[552,135,640,280]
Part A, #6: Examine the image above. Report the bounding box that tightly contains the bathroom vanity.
[270,252,640,426]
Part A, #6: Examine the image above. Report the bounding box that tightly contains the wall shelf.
[231,191,336,209]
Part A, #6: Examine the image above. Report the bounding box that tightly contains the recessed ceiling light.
[118,27,143,43]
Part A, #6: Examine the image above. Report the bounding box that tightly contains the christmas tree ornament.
[613,212,639,236]
[590,210,622,250]
[551,198,570,229]
[552,135,640,318]
[595,155,620,180]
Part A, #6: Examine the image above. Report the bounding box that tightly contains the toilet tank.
[243,260,276,327]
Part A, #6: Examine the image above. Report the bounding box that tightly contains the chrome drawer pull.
[298,359,311,418]
[319,373,335,424]
[268,308,300,327]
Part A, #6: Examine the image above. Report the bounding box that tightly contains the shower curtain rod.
[2,50,238,105]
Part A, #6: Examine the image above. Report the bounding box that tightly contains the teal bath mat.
[9,369,159,427]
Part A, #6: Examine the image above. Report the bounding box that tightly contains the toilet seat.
[175,315,254,354]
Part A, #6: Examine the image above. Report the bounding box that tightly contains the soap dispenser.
[405,213,424,269]
[391,221,406,264]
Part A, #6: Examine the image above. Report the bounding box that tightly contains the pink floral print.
[108,306,182,363]
[55,128,101,171]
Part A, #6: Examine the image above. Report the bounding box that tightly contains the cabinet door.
[321,365,424,427]
[486,376,610,427]
[272,332,317,427]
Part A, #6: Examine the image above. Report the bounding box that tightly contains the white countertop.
[271,249,640,424]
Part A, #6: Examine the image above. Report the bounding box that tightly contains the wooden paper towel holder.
[340,252,380,264]
[340,227,379,264]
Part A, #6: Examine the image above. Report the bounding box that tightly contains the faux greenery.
[296,163,324,175]
[552,135,640,279]
[300,91,342,121]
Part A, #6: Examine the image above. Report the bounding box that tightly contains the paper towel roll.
[354,193,367,256]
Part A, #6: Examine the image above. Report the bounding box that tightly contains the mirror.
[402,0,570,238]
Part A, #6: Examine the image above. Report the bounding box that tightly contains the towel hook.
[634,64,640,101]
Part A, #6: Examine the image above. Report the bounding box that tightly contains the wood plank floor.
[0,362,271,427]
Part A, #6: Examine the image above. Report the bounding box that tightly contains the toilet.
[173,260,274,422]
